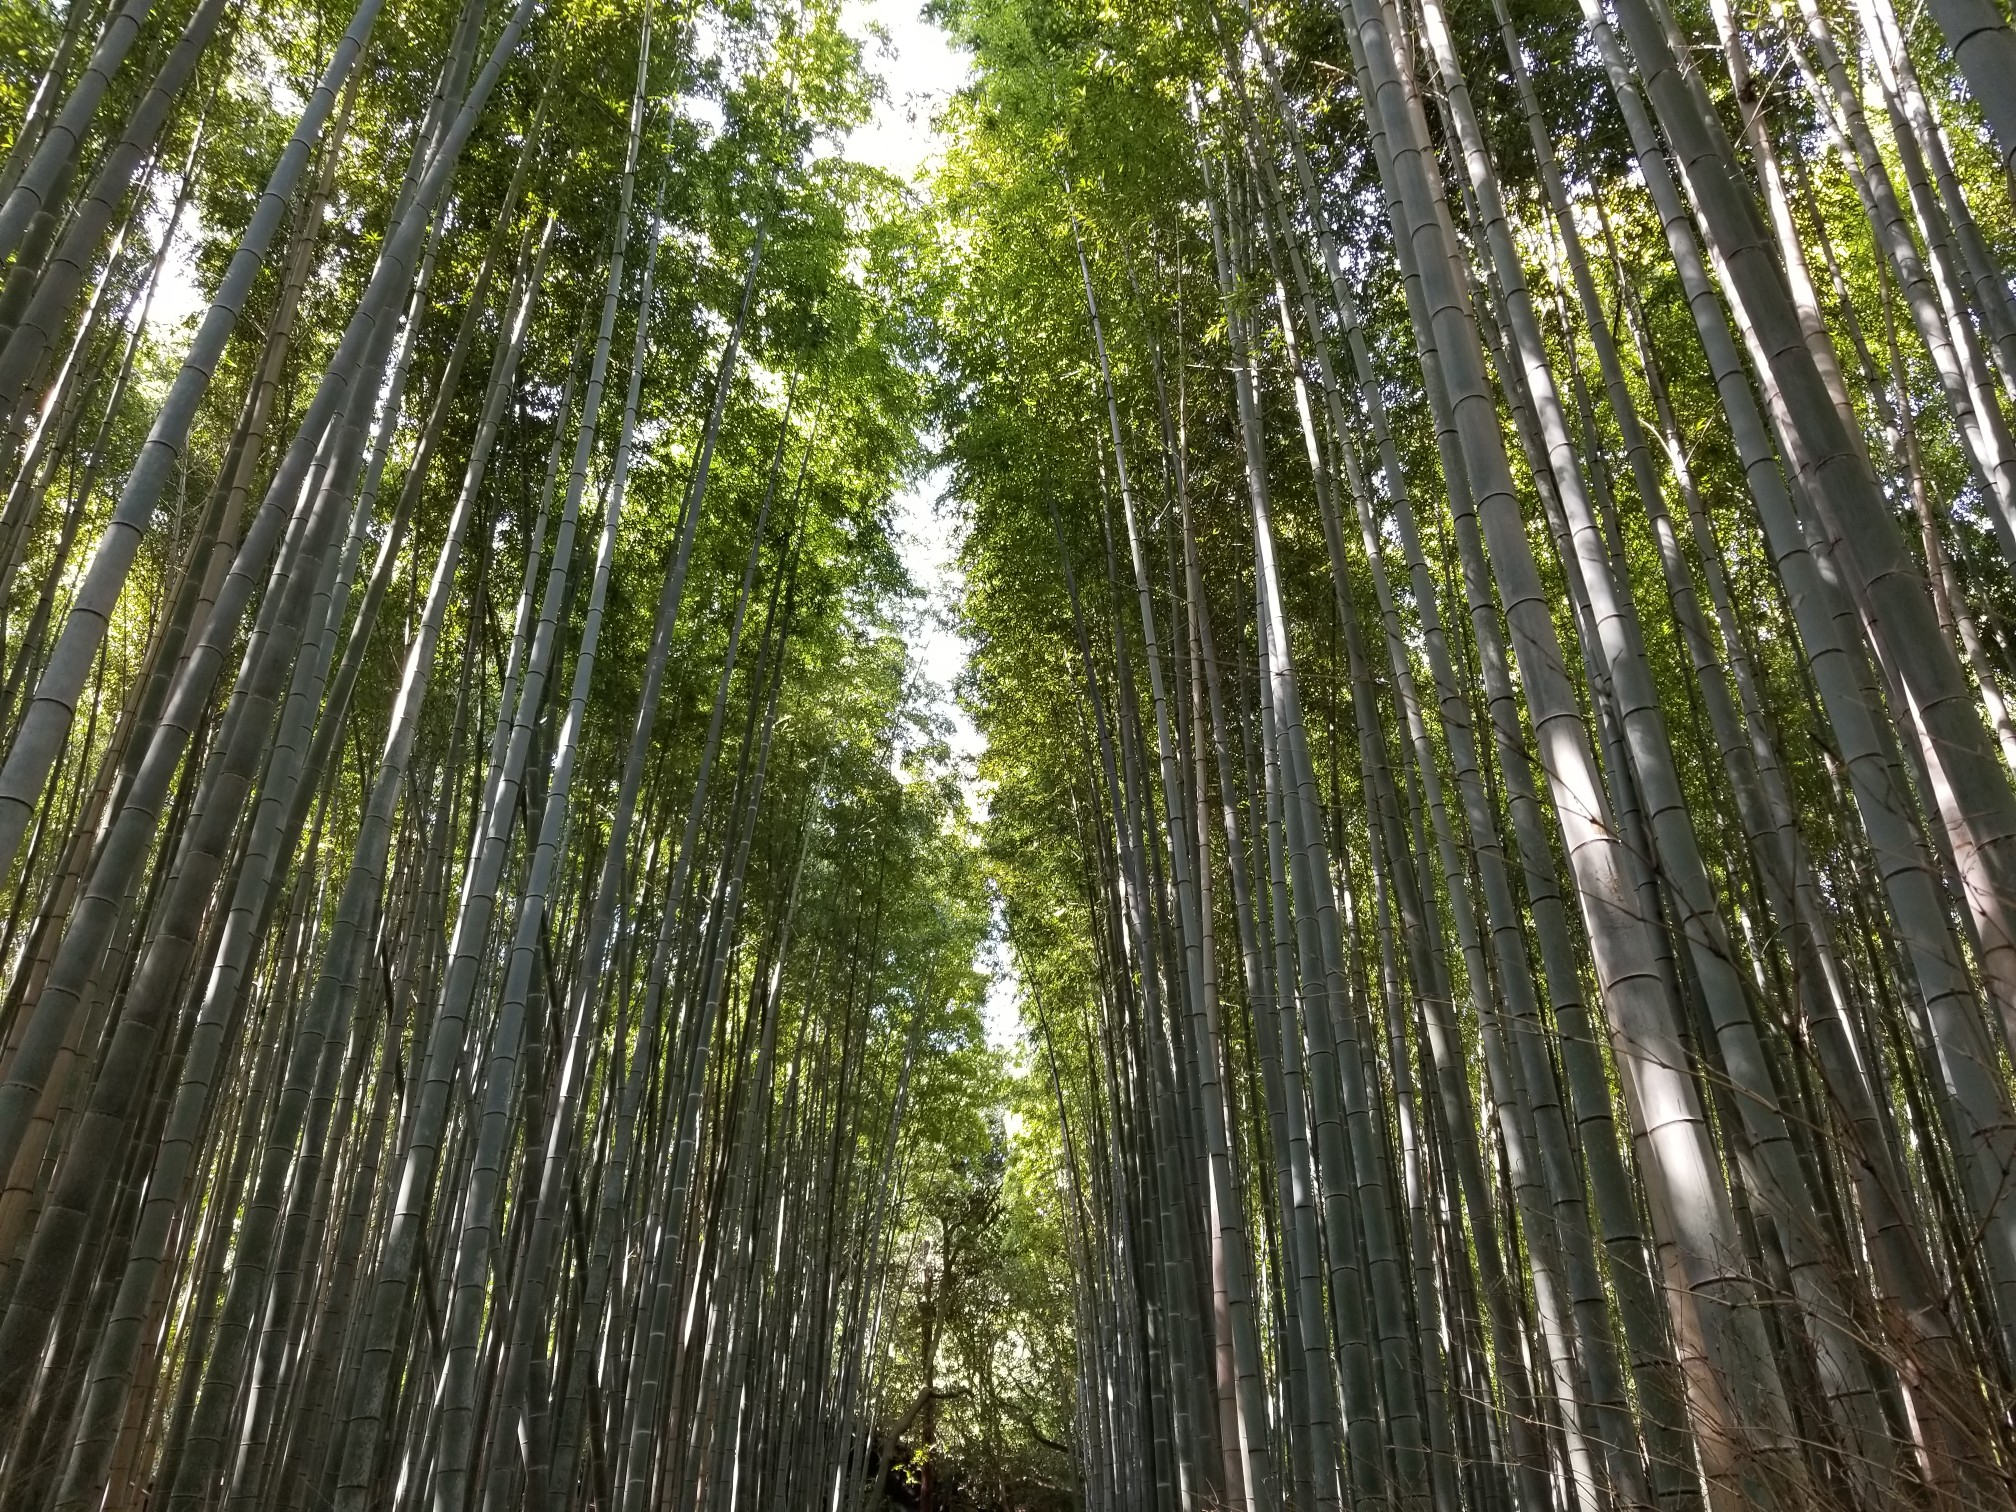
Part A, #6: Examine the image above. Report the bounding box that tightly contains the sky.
[836,3,1027,1057]
[840,0,973,181]
[838,0,983,788]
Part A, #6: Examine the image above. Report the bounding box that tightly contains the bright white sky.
[838,0,981,789]
[840,0,971,181]
[837,2,1024,1058]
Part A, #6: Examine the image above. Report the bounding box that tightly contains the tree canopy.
[7,0,2016,1506]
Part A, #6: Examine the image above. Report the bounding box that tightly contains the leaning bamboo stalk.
[0,0,233,429]
[1599,0,2016,1379]
[0,0,385,887]
[330,16,652,1501]
[1575,0,2014,1363]
[427,187,669,1511]
[0,0,516,1305]
[616,557,797,1512]
[0,0,102,207]
[1246,27,1702,1494]
[0,0,155,270]
[1066,204,1274,1512]
[1336,0,1812,1497]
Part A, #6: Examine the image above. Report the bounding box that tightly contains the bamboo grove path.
[9,0,2016,1507]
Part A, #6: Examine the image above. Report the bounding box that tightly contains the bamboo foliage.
[944,0,2016,1502]
[0,0,1013,1507]
[17,0,2016,1504]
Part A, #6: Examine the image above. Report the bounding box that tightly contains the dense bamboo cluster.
[0,0,1009,1507]
[21,0,2016,1500]
[941,0,2016,1505]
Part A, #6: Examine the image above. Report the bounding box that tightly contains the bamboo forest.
[20,0,2016,1503]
